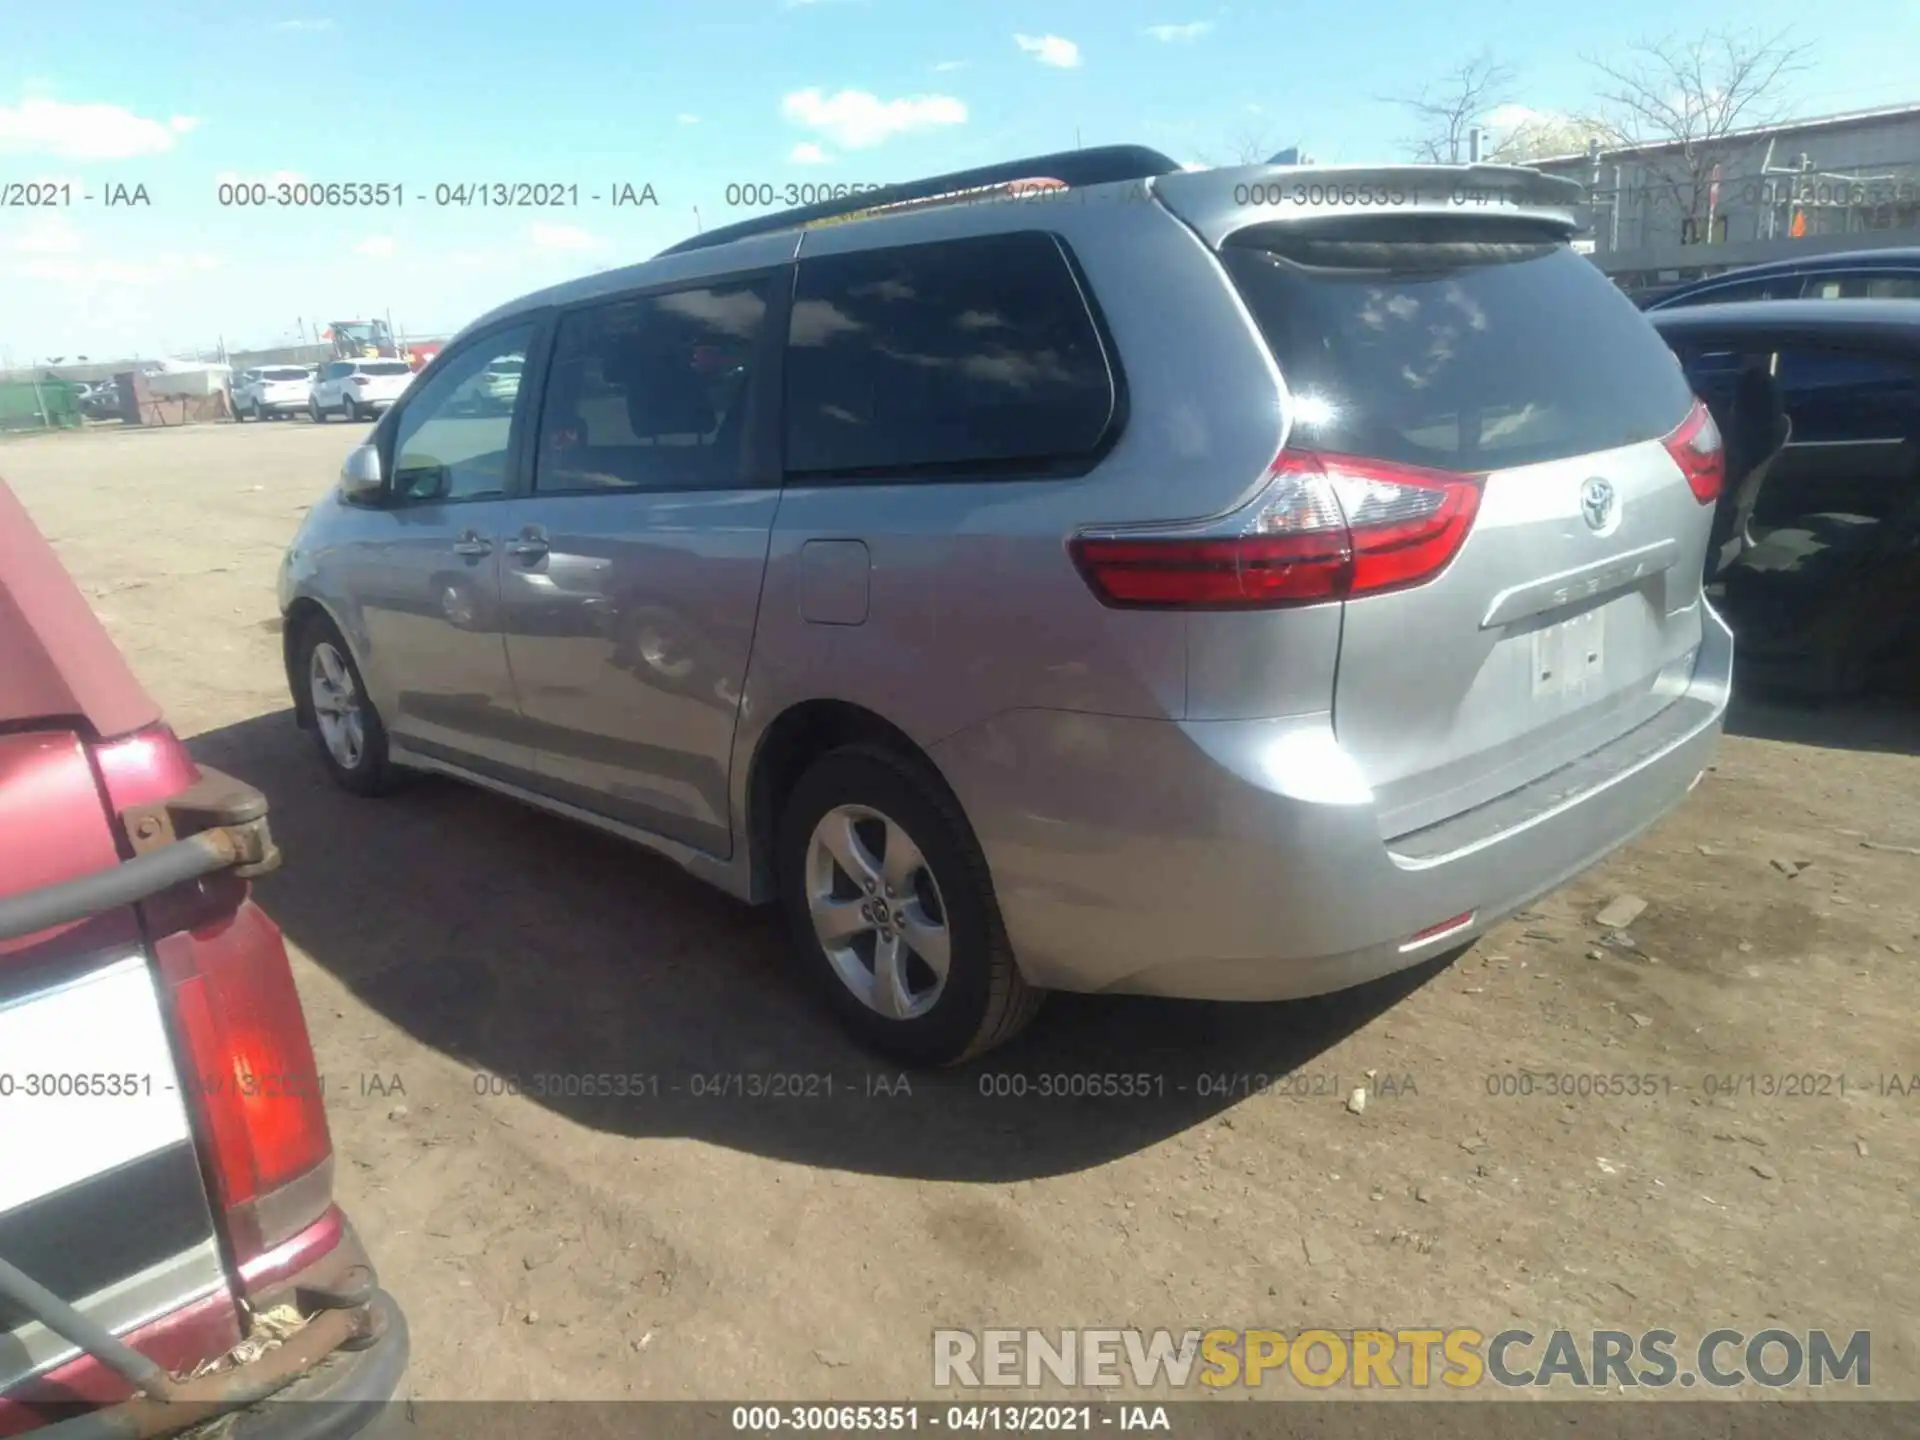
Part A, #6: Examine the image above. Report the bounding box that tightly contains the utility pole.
[1468,127,1483,164]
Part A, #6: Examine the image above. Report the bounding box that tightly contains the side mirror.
[339,443,385,502]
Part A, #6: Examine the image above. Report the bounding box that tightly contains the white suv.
[234,365,314,421]
[310,358,414,422]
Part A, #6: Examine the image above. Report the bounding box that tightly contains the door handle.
[504,529,549,561]
[452,533,493,557]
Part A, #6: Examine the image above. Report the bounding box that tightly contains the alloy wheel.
[309,640,366,770]
[803,804,952,1020]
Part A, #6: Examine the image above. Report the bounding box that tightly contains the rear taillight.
[1664,398,1723,505]
[1070,449,1483,609]
[348,375,370,386]
[161,905,334,1263]
[94,724,333,1264]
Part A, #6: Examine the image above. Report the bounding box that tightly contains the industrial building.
[1528,102,1920,295]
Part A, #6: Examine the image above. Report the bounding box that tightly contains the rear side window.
[1672,277,1798,305]
[1838,274,1920,299]
[534,276,772,493]
[1223,234,1696,471]
[784,231,1117,478]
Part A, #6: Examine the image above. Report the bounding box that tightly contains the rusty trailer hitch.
[2,1249,391,1440]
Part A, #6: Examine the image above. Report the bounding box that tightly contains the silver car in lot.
[278,146,1732,1065]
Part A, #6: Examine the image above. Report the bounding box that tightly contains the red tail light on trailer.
[1071,449,1483,610]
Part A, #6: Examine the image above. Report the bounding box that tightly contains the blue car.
[1644,247,1920,311]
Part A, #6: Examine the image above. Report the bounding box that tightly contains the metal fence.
[1558,152,1920,259]
[0,378,84,435]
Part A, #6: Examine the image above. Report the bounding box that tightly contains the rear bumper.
[13,1222,409,1440]
[193,1290,409,1440]
[933,608,1733,1001]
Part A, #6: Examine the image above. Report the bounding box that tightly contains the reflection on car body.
[280,146,1735,1066]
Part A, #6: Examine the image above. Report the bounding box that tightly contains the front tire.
[776,745,1041,1067]
[297,614,401,797]
[309,398,326,423]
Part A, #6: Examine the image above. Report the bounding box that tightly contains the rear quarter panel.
[732,194,1305,810]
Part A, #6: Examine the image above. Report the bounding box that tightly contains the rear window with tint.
[1222,234,1695,472]
[263,368,309,380]
[361,361,412,376]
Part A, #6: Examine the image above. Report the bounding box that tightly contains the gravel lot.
[6,421,1919,1402]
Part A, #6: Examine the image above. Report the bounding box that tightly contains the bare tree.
[1386,51,1515,164]
[1584,27,1813,238]
[1489,112,1612,163]
[1196,120,1281,169]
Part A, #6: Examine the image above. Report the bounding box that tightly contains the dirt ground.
[6,421,1919,1402]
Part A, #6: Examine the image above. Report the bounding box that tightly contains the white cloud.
[1144,21,1212,41]
[0,97,200,161]
[677,113,701,125]
[12,252,221,285]
[781,87,966,149]
[1014,34,1081,68]
[1482,104,1610,160]
[529,223,609,252]
[273,17,335,28]
[789,141,830,165]
[1486,103,1543,130]
[931,60,969,72]
[7,213,82,254]
[355,236,396,257]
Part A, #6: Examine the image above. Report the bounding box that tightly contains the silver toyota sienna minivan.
[278,146,1732,1066]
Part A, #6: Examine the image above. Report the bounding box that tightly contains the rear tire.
[296,613,402,797]
[776,745,1041,1067]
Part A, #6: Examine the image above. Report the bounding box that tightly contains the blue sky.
[2,0,1914,361]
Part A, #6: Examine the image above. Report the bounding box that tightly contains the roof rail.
[656,144,1183,259]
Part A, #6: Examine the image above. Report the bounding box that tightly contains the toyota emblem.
[1580,477,1616,532]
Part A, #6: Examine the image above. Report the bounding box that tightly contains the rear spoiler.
[1149,163,1584,250]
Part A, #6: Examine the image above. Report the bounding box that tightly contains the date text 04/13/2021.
[728,1406,1170,1433]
